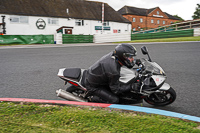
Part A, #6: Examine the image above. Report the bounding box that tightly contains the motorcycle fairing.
[119,66,137,83]
[159,83,170,90]
[57,68,87,91]
[151,75,166,86]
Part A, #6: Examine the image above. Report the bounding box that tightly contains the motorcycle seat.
[63,68,81,80]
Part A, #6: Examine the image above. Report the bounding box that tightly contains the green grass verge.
[0,102,199,133]
[115,36,200,43]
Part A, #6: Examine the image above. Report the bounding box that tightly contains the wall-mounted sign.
[95,26,110,30]
[36,18,46,29]
[113,29,118,33]
[153,15,164,18]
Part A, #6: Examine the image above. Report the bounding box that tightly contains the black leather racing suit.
[83,52,133,103]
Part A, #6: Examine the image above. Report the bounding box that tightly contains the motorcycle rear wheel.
[66,85,84,96]
[144,87,176,106]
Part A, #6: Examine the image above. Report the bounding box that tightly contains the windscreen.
[140,58,165,75]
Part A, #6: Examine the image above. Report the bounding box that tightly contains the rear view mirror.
[141,46,152,62]
[141,46,148,55]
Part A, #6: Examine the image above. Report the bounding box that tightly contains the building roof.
[0,0,130,23]
[118,6,180,20]
[164,12,180,20]
[118,6,156,16]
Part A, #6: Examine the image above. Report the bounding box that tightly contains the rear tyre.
[144,87,176,106]
[66,85,78,92]
[66,85,84,96]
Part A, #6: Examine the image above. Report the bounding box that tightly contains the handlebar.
[137,64,145,72]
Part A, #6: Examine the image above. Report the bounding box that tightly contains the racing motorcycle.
[56,46,176,106]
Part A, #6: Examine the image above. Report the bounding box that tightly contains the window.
[10,16,28,23]
[66,8,69,14]
[133,18,136,22]
[48,18,58,25]
[75,20,84,26]
[103,21,109,26]
[163,21,165,24]
[157,11,159,15]
[140,18,143,23]
[10,17,19,23]
[151,19,154,23]
[20,16,28,23]
[133,28,136,31]
[157,20,160,24]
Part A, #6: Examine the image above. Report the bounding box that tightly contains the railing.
[133,19,200,34]
[131,29,194,40]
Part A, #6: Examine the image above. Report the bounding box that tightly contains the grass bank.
[0,102,199,133]
[115,36,200,43]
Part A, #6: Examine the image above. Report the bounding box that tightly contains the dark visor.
[123,53,135,58]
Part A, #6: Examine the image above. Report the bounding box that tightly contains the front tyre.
[144,87,176,106]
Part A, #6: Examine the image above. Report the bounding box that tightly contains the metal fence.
[131,29,194,40]
[132,19,200,34]
[62,34,93,44]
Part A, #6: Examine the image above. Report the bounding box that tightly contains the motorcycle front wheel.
[144,87,176,106]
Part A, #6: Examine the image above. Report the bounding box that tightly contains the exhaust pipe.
[56,89,87,102]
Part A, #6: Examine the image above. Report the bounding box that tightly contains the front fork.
[138,82,171,96]
[147,83,171,101]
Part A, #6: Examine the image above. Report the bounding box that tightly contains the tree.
[173,15,184,21]
[192,4,200,20]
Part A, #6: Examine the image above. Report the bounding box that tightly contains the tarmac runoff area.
[0,98,200,123]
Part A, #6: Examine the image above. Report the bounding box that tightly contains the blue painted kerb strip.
[1,98,199,122]
[109,104,200,122]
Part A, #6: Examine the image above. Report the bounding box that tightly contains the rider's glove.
[137,64,145,72]
[135,59,142,66]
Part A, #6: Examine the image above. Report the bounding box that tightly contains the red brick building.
[118,6,180,31]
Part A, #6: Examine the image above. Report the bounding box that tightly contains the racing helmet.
[114,44,137,68]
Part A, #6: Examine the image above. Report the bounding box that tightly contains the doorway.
[65,29,72,34]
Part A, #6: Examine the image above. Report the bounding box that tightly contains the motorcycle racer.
[82,44,141,103]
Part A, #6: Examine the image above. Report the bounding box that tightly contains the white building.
[0,0,131,35]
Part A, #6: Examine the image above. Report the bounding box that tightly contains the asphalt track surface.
[0,42,200,118]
